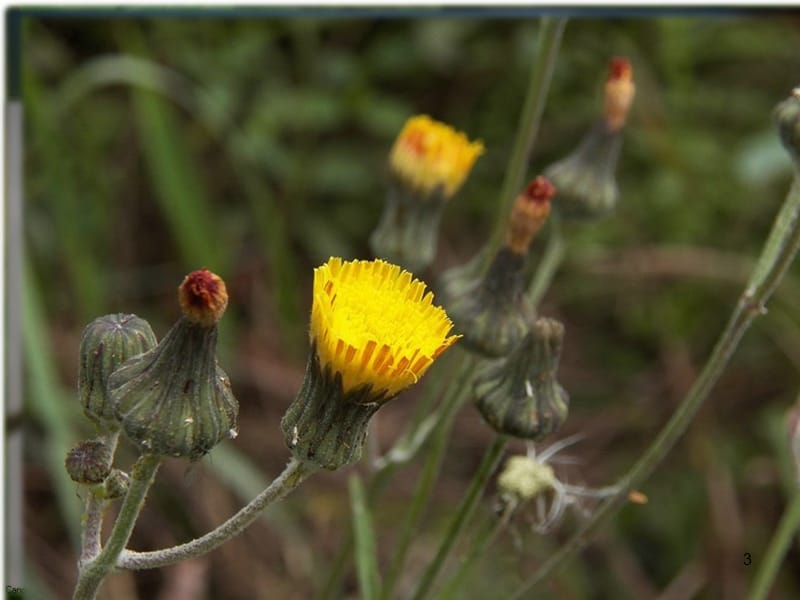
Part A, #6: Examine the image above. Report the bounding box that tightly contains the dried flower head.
[389,115,484,200]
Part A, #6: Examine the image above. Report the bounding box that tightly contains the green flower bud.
[103,469,130,500]
[110,269,239,460]
[443,248,533,358]
[544,121,622,220]
[545,58,635,221]
[474,317,569,441]
[774,87,800,168]
[78,314,157,430]
[65,439,112,484]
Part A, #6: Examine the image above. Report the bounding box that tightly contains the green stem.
[317,350,464,600]
[379,355,477,600]
[747,491,800,600]
[78,431,121,567]
[436,500,516,600]
[410,435,508,600]
[508,176,800,598]
[117,457,315,570]
[527,214,566,309]
[73,453,161,600]
[483,17,567,270]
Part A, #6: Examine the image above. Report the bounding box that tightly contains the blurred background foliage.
[16,10,800,599]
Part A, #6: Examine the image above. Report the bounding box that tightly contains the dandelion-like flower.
[371,115,484,273]
[389,115,484,200]
[282,257,460,470]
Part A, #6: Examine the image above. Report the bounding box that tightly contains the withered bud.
[178,269,228,327]
[604,57,635,132]
[65,440,112,485]
[506,176,555,254]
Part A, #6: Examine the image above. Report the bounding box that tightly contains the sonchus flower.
[110,269,239,460]
[281,257,460,470]
[441,177,555,358]
[545,57,635,219]
[474,317,569,440]
[370,115,484,273]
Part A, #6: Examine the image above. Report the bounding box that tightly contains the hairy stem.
[73,453,161,600]
[117,457,314,570]
[78,431,120,566]
[509,176,800,598]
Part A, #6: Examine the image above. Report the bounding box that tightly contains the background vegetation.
[17,9,800,599]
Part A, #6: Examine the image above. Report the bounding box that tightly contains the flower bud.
[474,317,569,440]
[545,57,635,220]
[444,247,533,358]
[282,258,459,470]
[103,469,130,500]
[65,439,112,484]
[604,57,635,132]
[110,269,239,460]
[774,87,800,168]
[370,115,484,273]
[506,176,555,254]
[79,314,157,430]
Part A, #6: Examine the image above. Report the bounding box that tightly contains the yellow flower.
[389,115,484,199]
[311,257,460,397]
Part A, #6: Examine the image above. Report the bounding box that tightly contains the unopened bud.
[79,314,157,430]
[506,177,555,254]
[474,317,569,440]
[604,57,635,131]
[111,269,239,460]
[65,440,112,485]
[103,469,130,500]
[178,268,228,326]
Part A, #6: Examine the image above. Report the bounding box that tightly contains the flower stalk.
[508,175,800,598]
[117,457,315,570]
[482,17,567,271]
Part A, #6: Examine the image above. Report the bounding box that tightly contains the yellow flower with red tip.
[389,115,484,199]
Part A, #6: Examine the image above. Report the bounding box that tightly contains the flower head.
[389,115,484,200]
[311,257,459,398]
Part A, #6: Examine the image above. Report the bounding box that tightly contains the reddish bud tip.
[608,57,632,82]
[524,176,557,206]
[178,269,229,326]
